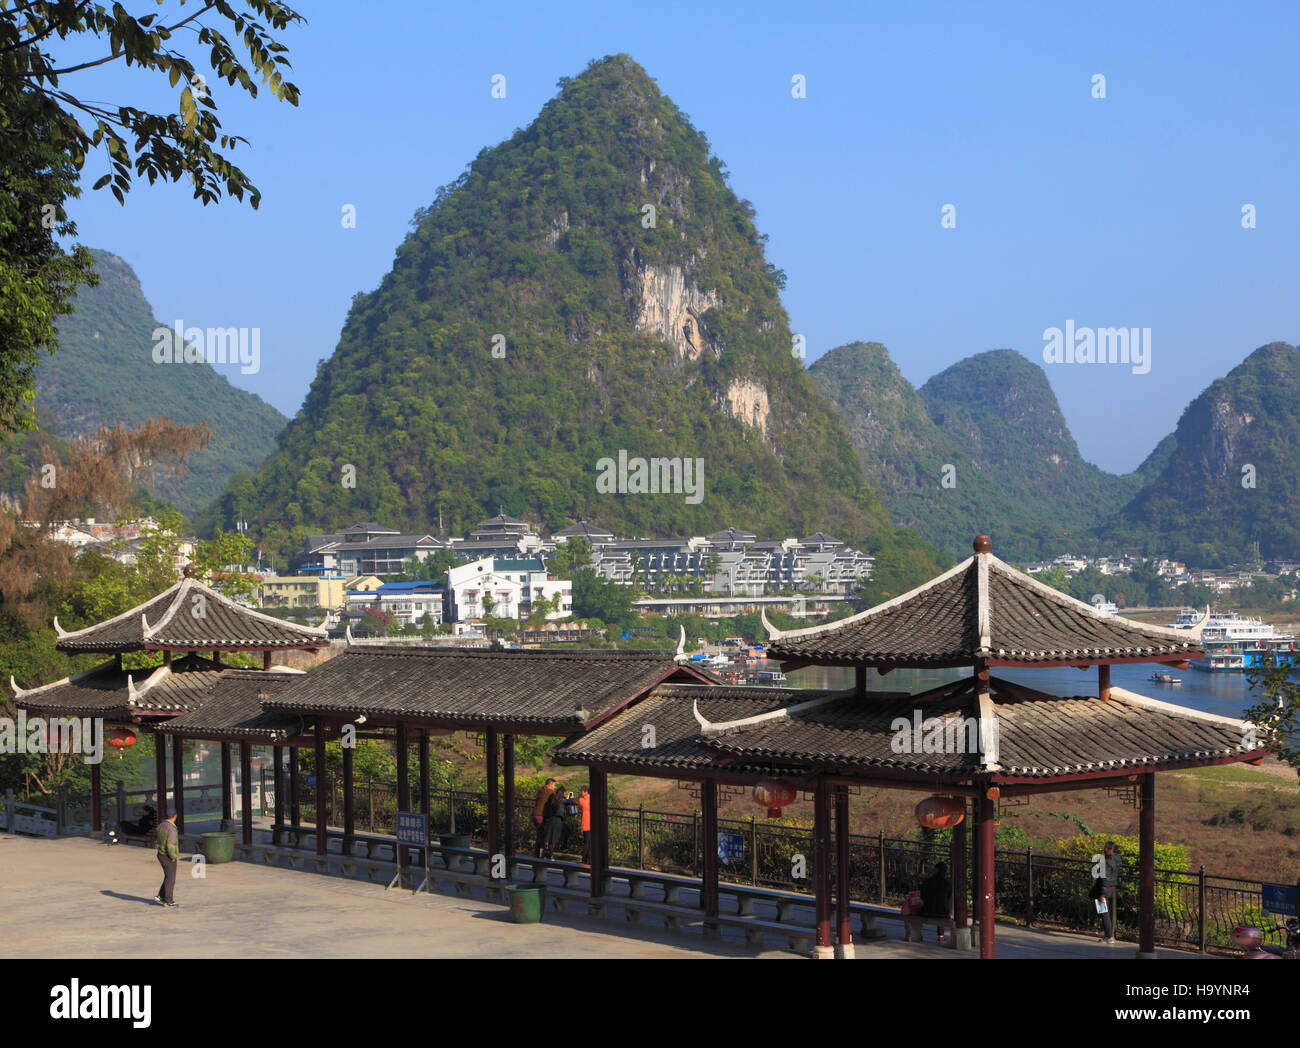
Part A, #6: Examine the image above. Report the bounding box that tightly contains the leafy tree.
[571,568,634,626]
[547,536,591,579]
[1244,664,1300,770]
[0,1,303,438]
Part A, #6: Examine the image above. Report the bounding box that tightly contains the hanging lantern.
[107,729,137,750]
[752,780,797,818]
[915,795,965,829]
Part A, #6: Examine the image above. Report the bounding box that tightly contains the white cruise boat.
[1167,607,1297,672]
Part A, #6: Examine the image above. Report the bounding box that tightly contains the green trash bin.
[505,883,546,924]
[438,833,472,850]
[201,831,235,864]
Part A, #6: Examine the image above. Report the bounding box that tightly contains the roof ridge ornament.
[672,625,689,663]
[694,690,854,737]
[52,616,68,638]
[760,608,783,641]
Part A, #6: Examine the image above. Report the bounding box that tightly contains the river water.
[785,661,1264,719]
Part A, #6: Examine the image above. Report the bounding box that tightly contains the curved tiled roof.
[554,678,1259,782]
[9,654,225,718]
[766,550,1205,667]
[153,670,306,740]
[262,646,714,730]
[54,577,329,654]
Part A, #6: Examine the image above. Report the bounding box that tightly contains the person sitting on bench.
[107,805,157,844]
[920,861,952,943]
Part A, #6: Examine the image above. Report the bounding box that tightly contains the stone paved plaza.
[1,834,1204,960]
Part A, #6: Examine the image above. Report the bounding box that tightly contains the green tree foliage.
[0,1,302,439]
[571,567,634,626]
[210,54,942,600]
[1244,664,1300,770]
[1106,343,1300,562]
[547,537,591,579]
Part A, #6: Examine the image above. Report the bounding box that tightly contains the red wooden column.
[272,745,284,844]
[1099,663,1112,701]
[1138,773,1157,958]
[701,779,720,936]
[154,734,168,820]
[978,791,996,959]
[341,740,355,855]
[314,719,327,857]
[172,735,185,833]
[90,757,102,833]
[220,742,233,827]
[395,722,408,868]
[952,803,969,938]
[240,741,253,846]
[288,747,300,828]
[502,735,516,861]
[813,776,834,958]
[486,728,500,861]
[835,786,854,958]
[418,730,430,819]
[588,768,608,898]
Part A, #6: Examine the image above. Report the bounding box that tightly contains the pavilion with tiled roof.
[552,537,1267,959]
[10,567,327,837]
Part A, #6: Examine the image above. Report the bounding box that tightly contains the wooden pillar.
[418,730,430,819]
[978,790,996,959]
[813,776,834,958]
[154,733,168,820]
[952,804,969,930]
[314,719,328,856]
[701,779,719,933]
[1138,773,1157,958]
[172,735,185,832]
[289,747,300,828]
[342,740,355,855]
[503,734,516,859]
[240,741,253,846]
[272,745,284,844]
[835,786,853,958]
[589,768,608,898]
[486,729,500,860]
[262,650,272,670]
[220,742,233,825]
[90,755,102,833]
[395,721,409,811]
[854,666,866,697]
[970,792,983,921]
[1099,663,1111,701]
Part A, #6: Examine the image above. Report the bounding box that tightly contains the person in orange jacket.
[578,785,592,867]
[532,778,556,857]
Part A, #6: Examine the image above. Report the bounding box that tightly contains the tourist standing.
[532,778,556,857]
[1099,841,1122,942]
[541,787,567,858]
[578,786,592,866]
[155,811,179,908]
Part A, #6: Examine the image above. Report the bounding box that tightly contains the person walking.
[532,778,556,858]
[920,861,952,943]
[578,786,592,867]
[1098,841,1122,942]
[155,811,180,908]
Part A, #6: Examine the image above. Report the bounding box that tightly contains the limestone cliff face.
[723,378,770,435]
[632,261,719,360]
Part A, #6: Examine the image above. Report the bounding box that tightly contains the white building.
[446,556,571,622]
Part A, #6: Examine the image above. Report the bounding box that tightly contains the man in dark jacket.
[920,861,952,943]
[1099,842,1122,942]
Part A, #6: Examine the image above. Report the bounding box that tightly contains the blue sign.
[1263,883,1297,917]
[395,811,427,848]
[718,832,744,863]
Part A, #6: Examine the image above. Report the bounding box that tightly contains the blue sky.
[59,0,1299,473]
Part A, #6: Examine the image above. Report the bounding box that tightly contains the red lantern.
[915,795,965,829]
[107,729,137,750]
[753,780,797,818]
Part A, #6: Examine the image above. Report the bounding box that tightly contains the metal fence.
[17,779,1293,954]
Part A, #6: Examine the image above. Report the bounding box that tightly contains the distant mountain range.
[35,249,286,515]
[19,57,1296,573]
[813,340,1300,564]
[199,53,946,593]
